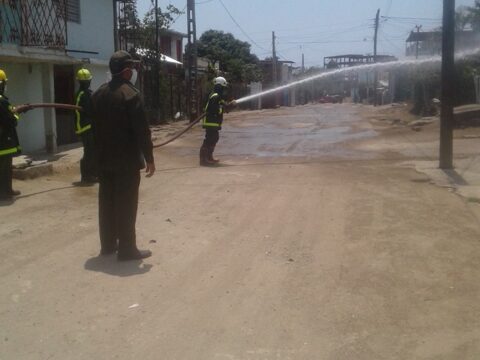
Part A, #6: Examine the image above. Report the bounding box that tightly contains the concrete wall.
[0,0,114,153]
[73,63,109,93]
[67,0,114,62]
[68,1,114,96]
[1,63,50,153]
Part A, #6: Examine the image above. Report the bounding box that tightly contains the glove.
[224,100,237,113]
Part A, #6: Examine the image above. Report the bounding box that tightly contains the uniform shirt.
[74,88,93,135]
[91,78,153,173]
[203,92,226,130]
[0,95,20,157]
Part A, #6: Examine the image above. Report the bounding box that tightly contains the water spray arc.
[235,50,477,105]
[235,61,426,104]
[148,47,480,148]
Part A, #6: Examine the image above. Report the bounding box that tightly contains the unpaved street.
[1,103,480,359]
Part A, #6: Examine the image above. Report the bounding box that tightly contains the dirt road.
[1,103,480,359]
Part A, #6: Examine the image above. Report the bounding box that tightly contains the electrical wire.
[276,23,371,40]
[379,28,404,53]
[382,16,441,21]
[217,0,268,51]
[385,0,393,18]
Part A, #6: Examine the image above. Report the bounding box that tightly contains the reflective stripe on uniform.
[201,120,220,127]
[0,147,19,156]
[75,91,91,134]
[9,106,19,122]
[0,95,20,156]
[202,92,223,127]
[0,95,20,122]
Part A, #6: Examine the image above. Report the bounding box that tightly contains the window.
[66,0,80,23]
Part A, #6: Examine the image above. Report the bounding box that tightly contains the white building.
[0,0,114,153]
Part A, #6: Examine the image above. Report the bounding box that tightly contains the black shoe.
[100,248,117,256]
[0,193,13,201]
[9,189,21,196]
[81,177,98,185]
[200,158,217,167]
[117,249,152,261]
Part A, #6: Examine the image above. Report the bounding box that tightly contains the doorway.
[54,65,77,145]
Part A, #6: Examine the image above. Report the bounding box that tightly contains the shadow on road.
[15,185,76,200]
[84,255,153,277]
[0,198,15,206]
[442,169,469,186]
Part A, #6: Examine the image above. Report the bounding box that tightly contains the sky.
[136,0,475,68]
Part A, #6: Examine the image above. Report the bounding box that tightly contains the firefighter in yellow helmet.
[74,68,97,184]
[0,69,22,200]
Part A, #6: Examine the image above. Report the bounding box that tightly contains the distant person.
[0,69,22,200]
[74,68,97,184]
[199,76,236,166]
[91,51,155,261]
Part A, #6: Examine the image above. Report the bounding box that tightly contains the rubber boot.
[208,145,219,164]
[199,145,214,166]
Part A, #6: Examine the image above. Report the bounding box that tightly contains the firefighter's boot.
[200,145,215,166]
[208,145,219,163]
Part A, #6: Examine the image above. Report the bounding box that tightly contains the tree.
[467,0,480,31]
[142,5,182,30]
[139,5,183,52]
[454,1,480,31]
[456,6,471,31]
[197,30,262,83]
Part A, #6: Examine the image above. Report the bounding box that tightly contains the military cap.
[109,50,139,74]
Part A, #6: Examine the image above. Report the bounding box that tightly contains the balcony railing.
[0,0,67,49]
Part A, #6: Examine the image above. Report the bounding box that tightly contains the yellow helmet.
[76,68,92,81]
[0,69,7,82]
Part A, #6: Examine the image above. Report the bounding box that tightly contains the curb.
[13,163,54,180]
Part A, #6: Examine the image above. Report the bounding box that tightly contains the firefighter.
[0,69,21,200]
[75,68,97,184]
[199,76,236,166]
[91,51,155,261]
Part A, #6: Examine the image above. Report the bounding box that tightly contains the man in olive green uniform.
[91,51,155,261]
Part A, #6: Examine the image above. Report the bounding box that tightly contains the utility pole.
[301,52,305,74]
[113,0,119,51]
[272,31,277,85]
[154,0,160,119]
[415,24,422,59]
[155,0,159,60]
[187,0,198,122]
[373,8,380,106]
[272,31,277,106]
[301,47,305,104]
[439,0,456,169]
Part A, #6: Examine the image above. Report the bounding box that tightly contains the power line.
[276,23,371,41]
[379,28,404,52]
[385,0,393,17]
[246,20,373,35]
[217,0,268,51]
[171,4,187,25]
[382,16,441,21]
[281,39,370,45]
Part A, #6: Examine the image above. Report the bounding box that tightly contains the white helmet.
[213,76,228,87]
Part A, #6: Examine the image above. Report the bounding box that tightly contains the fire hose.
[15,103,82,114]
[152,113,205,148]
[15,102,206,149]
